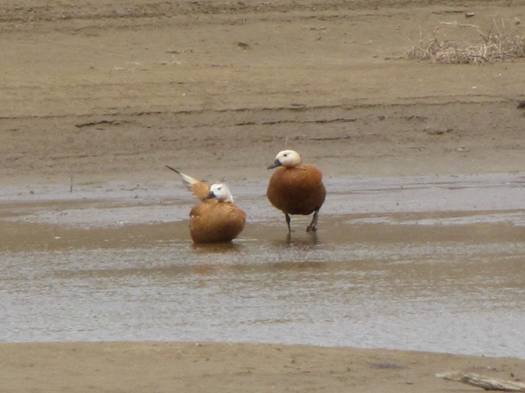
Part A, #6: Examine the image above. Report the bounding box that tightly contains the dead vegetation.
[408,18,525,64]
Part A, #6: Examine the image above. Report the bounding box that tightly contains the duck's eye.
[283,154,288,157]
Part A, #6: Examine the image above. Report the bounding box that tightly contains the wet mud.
[1,174,524,357]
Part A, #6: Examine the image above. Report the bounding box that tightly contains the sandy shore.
[1,342,524,393]
[1,0,525,187]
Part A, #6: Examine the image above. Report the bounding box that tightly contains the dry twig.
[408,18,525,64]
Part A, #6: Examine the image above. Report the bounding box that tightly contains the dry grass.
[408,18,525,64]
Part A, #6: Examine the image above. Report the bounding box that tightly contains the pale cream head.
[273,150,302,168]
[209,183,234,203]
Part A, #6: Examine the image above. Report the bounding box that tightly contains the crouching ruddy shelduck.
[166,166,246,243]
[266,150,326,233]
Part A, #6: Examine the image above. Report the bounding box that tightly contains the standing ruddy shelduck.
[166,166,246,243]
[266,150,326,232]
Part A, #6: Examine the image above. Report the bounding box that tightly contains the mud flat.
[1,342,525,393]
[1,174,524,358]
[1,0,524,185]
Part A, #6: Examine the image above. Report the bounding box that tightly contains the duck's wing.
[166,165,210,200]
[189,201,208,219]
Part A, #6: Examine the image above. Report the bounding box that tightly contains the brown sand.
[1,342,524,393]
[1,0,524,187]
[1,0,525,391]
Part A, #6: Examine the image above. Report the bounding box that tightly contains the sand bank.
[1,342,525,393]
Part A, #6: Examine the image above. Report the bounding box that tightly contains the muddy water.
[1,174,525,358]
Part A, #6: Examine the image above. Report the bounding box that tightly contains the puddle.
[0,173,524,358]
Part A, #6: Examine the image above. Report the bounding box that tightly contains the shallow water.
[1,174,525,358]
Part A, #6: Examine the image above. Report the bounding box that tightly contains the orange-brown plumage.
[189,200,246,243]
[166,166,246,243]
[267,164,326,215]
[190,181,210,201]
[266,150,325,232]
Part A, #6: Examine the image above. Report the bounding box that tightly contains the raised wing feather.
[166,165,210,200]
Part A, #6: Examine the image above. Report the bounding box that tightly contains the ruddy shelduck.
[166,166,246,243]
[266,150,326,232]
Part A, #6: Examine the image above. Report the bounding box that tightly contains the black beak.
[267,159,281,170]
[206,191,215,200]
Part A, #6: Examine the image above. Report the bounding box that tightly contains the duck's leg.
[306,209,320,232]
[285,213,292,233]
